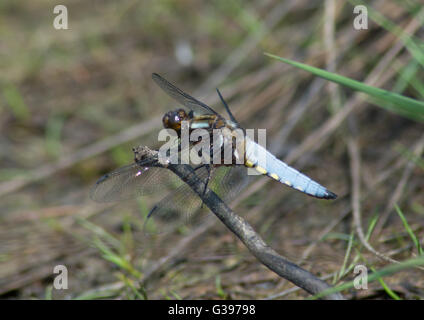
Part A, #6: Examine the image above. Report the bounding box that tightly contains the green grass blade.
[215,275,227,299]
[395,204,423,255]
[44,286,53,300]
[370,266,401,300]
[334,232,355,283]
[309,256,424,299]
[2,82,30,121]
[264,53,424,122]
[393,60,424,100]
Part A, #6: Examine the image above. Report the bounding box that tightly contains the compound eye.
[163,110,183,130]
[173,114,180,123]
[162,114,170,127]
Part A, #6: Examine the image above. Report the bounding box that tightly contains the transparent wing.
[142,164,251,235]
[152,73,220,116]
[210,165,251,203]
[90,162,181,203]
[142,165,209,235]
[142,177,205,235]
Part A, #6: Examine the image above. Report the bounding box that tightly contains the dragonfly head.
[162,108,189,131]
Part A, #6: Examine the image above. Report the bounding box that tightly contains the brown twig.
[348,135,399,265]
[134,146,344,300]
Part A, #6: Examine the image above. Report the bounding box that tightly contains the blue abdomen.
[244,139,336,199]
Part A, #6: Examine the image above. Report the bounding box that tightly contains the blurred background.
[0,0,423,299]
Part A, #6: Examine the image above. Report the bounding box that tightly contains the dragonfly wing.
[90,163,181,203]
[152,73,219,116]
[142,164,250,235]
[142,165,210,235]
[208,165,250,205]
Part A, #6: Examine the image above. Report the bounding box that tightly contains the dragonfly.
[90,73,337,234]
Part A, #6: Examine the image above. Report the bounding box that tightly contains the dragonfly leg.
[193,163,212,209]
[147,204,158,218]
[201,165,212,208]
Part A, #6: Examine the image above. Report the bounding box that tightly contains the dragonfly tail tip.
[324,190,338,200]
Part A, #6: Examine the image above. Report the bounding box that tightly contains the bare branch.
[134,146,344,300]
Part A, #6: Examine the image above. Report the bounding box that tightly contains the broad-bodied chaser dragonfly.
[90,73,337,234]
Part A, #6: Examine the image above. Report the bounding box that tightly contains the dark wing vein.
[142,164,251,235]
[152,73,219,116]
[90,163,180,203]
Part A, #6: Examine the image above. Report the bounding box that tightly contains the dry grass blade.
[374,134,424,234]
[2,1,423,300]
